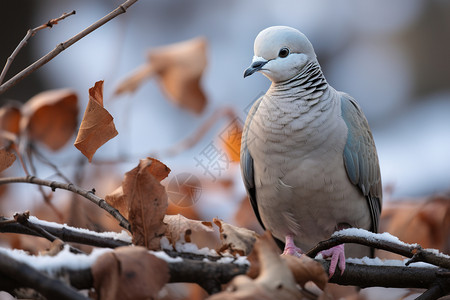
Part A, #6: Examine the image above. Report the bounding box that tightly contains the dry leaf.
[105,158,170,250]
[208,232,302,300]
[233,196,264,233]
[219,117,243,163]
[105,186,127,219]
[74,81,118,162]
[39,239,65,256]
[0,103,21,135]
[0,148,16,172]
[114,64,155,95]
[380,195,450,257]
[150,37,208,114]
[115,37,208,114]
[214,218,258,256]
[282,254,328,290]
[92,246,169,300]
[164,214,216,248]
[20,89,78,151]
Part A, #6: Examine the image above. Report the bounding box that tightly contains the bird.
[241,26,382,277]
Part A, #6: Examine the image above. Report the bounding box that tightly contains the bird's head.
[244,26,316,83]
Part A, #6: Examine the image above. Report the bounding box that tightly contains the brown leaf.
[114,37,208,114]
[214,218,257,256]
[0,148,16,172]
[0,103,21,135]
[219,117,243,163]
[105,186,127,219]
[233,196,264,233]
[208,232,302,300]
[282,254,328,290]
[74,80,118,162]
[20,89,78,151]
[92,246,169,300]
[114,64,155,95]
[149,37,208,114]
[164,214,216,248]
[380,195,450,257]
[122,158,170,249]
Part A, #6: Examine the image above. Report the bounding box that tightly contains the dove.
[241,26,382,277]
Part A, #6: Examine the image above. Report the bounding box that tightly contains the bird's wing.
[240,96,265,230]
[340,93,383,233]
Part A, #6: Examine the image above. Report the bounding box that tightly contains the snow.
[333,228,450,259]
[0,246,112,275]
[28,216,132,243]
[346,257,436,268]
[149,250,183,263]
[332,228,418,248]
[160,236,174,251]
[174,241,218,256]
[216,255,250,265]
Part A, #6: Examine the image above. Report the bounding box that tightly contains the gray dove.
[241,26,382,277]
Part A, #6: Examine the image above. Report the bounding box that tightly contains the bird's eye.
[278,47,290,58]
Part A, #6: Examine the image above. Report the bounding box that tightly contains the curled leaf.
[214,218,257,256]
[74,80,118,162]
[20,89,78,151]
[164,214,216,248]
[92,246,169,300]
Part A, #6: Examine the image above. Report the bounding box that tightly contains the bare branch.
[12,212,83,254]
[0,251,89,300]
[0,216,129,249]
[0,10,76,85]
[306,230,450,270]
[0,176,131,231]
[0,0,138,94]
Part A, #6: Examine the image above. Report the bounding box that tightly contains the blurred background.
[0,0,449,231]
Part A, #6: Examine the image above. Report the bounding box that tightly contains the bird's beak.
[244,57,267,78]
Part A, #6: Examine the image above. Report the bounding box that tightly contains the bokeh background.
[0,0,449,222]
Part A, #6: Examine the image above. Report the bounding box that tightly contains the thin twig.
[0,0,138,94]
[0,216,129,249]
[13,212,83,254]
[0,10,76,85]
[0,176,131,232]
[26,145,65,221]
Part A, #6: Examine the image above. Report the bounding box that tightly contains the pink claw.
[281,234,303,257]
[320,244,346,278]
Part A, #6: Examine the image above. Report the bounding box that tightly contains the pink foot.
[320,244,346,278]
[281,234,303,257]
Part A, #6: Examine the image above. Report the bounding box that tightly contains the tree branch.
[12,212,84,254]
[0,0,138,94]
[0,176,131,231]
[0,251,89,300]
[306,230,450,270]
[0,10,76,85]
